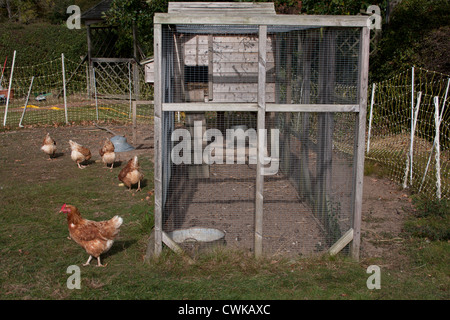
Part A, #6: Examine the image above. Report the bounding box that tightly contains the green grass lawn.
[0,128,448,300]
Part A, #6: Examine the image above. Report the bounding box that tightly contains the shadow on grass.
[104,239,138,259]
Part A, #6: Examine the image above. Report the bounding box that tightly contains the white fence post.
[419,78,449,193]
[3,50,16,127]
[409,91,421,184]
[366,83,376,154]
[93,67,99,121]
[403,67,419,189]
[434,97,441,199]
[18,76,35,128]
[62,53,68,124]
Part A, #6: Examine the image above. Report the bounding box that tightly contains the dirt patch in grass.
[360,176,414,269]
[0,122,154,183]
[0,122,413,267]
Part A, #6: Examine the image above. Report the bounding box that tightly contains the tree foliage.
[0,0,448,81]
[370,0,450,81]
[104,0,169,58]
[0,0,99,23]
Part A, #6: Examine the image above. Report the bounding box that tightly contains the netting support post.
[255,25,267,259]
[366,83,376,154]
[2,50,15,127]
[18,76,34,128]
[434,97,441,199]
[351,26,370,261]
[62,53,68,124]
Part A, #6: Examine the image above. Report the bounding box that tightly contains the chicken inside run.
[33,123,152,267]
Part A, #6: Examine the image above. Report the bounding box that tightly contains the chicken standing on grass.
[41,133,56,160]
[69,140,92,169]
[99,137,116,169]
[118,155,144,191]
[60,204,123,267]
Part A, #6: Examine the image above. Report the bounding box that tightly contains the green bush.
[370,0,450,82]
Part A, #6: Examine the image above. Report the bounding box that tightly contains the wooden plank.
[208,34,213,101]
[155,13,369,28]
[255,25,267,258]
[162,231,195,264]
[266,104,359,112]
[162,102,257,112]
[212,62,275,73]
[168,2,276,15]
[328,228,354,256]
[212,74,276,84]
[91,57,134,63]
[153,23,163,256]
[213,83,275,93]
[212,92,275,103]
[153,116,162,257]
[212,52,275,63]
[173,33,185,103]
[351,26,370,261]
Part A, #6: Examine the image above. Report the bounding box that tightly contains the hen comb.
[60,203,67,212]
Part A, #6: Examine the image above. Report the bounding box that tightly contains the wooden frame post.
[255,25,267,258]
[153,23,163,257]
[351,26,370,260]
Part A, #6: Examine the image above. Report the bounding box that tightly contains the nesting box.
[152,2,370,259]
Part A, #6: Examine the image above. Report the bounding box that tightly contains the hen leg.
[137,180,141,192]
[83,255,93,266]
[97,256,107,267]
[77,162,86,169]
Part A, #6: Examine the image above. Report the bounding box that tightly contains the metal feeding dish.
[110,135,135,152]
[167,227,226,253]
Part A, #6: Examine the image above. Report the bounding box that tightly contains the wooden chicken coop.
[151,2,370,260]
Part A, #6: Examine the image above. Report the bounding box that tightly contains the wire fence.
[0,53,154,128]
[0,55,448,200]
[366,67,450,200]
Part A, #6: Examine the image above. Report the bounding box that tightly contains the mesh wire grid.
[158,24,363,256]
[161,25,360,105]
[161,111,356,256]
[0,57,153,127]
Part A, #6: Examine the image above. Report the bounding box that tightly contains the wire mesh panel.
[269,26,360,105]
[162,111,258,254]
[264,112,356,255]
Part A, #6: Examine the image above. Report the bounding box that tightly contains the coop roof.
[81,0,113,25]
[174,24,314,35]
[157,2,369,29]
[167,2,277,15]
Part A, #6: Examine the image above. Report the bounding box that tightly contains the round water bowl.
[168,227,225,253]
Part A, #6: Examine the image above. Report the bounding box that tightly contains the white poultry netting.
[0,54,153,127]
[366,67,450,199]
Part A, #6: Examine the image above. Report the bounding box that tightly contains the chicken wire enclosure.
[152,2,370,260]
